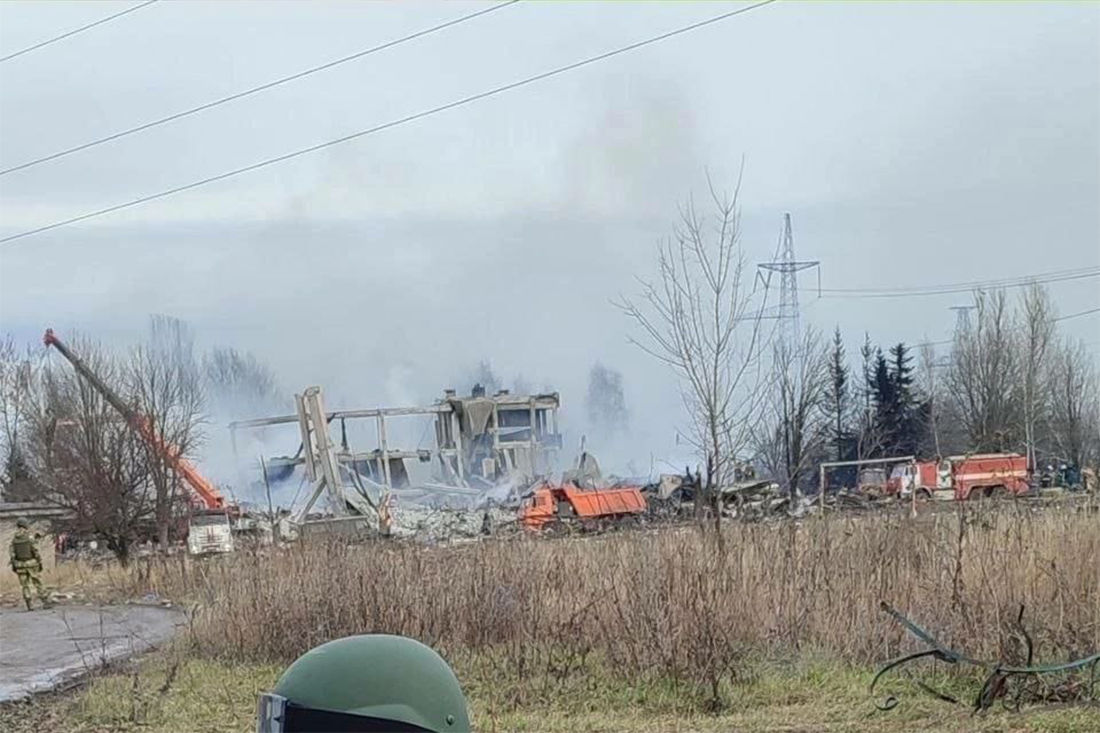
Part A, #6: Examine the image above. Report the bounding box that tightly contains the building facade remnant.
[230,387,563,524]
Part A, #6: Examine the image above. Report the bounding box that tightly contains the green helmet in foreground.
[257,634,471,733]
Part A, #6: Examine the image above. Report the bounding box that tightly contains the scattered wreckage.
[230,385,655,541]
[642,471,817,521]
[232,385,1065,545]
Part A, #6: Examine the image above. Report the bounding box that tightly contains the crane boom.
[44,328,226,510]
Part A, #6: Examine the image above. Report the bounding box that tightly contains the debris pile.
[234,383,1003,546]
[643,473,821,521]
[389,504,517,542]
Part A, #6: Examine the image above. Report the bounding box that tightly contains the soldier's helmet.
[15,517,29,529]
[256,634,471,733]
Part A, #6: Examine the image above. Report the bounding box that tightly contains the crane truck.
[43,329,235,555]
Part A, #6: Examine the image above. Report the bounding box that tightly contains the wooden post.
[452,411,465,485]
[295,393,317,482]
[910,461,917,519]
[819,464,826,512]
[260,455,278,544]
[529,397,537,474]
[377,414,392,489]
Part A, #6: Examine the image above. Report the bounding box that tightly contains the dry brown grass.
[0,555,135,604]
[103,500,1099,711]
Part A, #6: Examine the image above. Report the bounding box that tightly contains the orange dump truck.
[520,482,647,530]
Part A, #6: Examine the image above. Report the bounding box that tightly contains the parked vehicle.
[186,509,235,555]
[887,453,1029,500]
[858,467,889,495]
[520,482,646,530]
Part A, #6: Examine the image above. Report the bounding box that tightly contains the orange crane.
[43,328,228,511]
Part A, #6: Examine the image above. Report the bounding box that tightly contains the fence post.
[819,464,826,513]
[910,470,917,519]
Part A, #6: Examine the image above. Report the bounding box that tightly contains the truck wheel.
[617,514,640,529]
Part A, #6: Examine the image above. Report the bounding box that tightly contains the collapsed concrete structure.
[229,386,563,539]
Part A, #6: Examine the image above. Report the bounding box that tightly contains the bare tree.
[618,176,771,528]
[1045,337,1099,472]
[946,290,1021,451]
[511,374,533,397]
[758,327,830,496]
[586,362,629,437]
[204,347,280,411]
[0,335,20,468]
[915,341,940,458]
[914,340,970,458]
[25,337,154,565]
[129,316,205,549]
[1017,284,1054,471]
[468,360,501,396]
[0,336,42,501]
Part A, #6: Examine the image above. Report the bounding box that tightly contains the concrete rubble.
[232,384,972,545]
[388,504,517,542]
[230,385,566,542]
[346,473,524,541]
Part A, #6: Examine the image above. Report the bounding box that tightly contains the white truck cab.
[187,510,234,555]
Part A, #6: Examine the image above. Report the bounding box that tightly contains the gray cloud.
[1,2,1097,479]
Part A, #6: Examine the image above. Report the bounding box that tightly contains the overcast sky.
[1,1,1097,477]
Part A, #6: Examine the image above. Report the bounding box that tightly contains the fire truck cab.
[900,453,1030,500]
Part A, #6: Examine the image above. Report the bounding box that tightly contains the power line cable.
[820,265,1099,295]
[1054,306,1100,322]
[825,270,1091,295]
[819,268,1100,299]
[906,305,1097,351]
[0,0,778,246]
[885,305,1098,351]
[0,0,159,64]
[0,1,519,177]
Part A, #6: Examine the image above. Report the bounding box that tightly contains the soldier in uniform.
[9,517,51,611]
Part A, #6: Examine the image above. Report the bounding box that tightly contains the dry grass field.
[3,499,1099,731]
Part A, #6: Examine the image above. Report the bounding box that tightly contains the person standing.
[9,518,51,611]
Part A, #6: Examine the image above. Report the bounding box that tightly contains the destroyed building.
[229,386,563,538]
[435,387,563,485]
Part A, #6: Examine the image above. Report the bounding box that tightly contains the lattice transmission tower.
[949,304,977,333]
[756,213,820,349]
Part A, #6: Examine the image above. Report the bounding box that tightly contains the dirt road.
[0,604,185,702]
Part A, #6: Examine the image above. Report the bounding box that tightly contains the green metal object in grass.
[872,601,1100,713]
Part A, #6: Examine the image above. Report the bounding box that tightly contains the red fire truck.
[889,453,1030,501]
